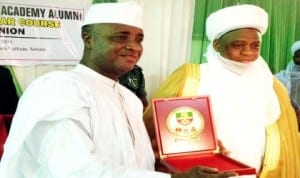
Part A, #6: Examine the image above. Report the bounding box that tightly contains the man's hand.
[217,140,231,156]
[171,166,237,178]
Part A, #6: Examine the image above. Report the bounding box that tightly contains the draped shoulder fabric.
[0,64,170,178]
[144,63,300,178]
[260,78,300,178]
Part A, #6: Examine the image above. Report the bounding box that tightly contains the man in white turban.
[275,40,300,130]
[0,2,236,178]
[144,4,300,178]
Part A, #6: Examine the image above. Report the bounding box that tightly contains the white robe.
[198,45,280,176]
[0,64,170,178]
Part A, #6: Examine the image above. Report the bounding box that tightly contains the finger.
[196,166,219,173]
[221,150,231,156]
[218,171,238,178]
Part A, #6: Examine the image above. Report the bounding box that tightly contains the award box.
[152,96,256,176]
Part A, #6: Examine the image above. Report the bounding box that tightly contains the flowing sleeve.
[260,78,300,178]
[26,119,170,178]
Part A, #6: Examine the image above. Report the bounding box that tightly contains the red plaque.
[152,96,256,175]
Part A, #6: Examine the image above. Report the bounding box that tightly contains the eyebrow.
[231,40,261,43]
[116,31,143,35]
[115,31,144,38]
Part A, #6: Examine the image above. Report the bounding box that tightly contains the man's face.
[213,28,261,63]
[293,49,300,66]
[83,23,144,78]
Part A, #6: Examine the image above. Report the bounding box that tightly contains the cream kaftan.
[0,64,170,178]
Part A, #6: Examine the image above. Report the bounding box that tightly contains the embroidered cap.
[82,2,143,29]
[206,4,268,41]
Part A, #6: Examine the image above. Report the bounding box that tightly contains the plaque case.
[152,96,256,175]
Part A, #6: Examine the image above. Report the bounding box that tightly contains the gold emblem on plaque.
[166,107,204,141]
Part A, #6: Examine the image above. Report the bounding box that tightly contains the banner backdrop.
[0,0,91,65]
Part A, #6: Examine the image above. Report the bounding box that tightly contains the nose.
[241,45,254,55]
[125,41,142,51]
[242,46,252,55]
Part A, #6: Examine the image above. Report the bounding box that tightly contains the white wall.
[120,0,195,99]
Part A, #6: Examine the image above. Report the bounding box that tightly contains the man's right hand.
[171,166,237,178]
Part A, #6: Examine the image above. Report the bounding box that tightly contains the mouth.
[239,58,256,63]
[121,54,139,62]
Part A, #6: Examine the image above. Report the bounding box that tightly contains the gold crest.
[166,107,204,141]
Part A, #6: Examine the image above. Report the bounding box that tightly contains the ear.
[213,39,220,52]
[82,32,92,49]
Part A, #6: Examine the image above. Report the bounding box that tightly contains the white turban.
[291,41,300,56]
[206,4,268,41]
[82,2,143,29]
